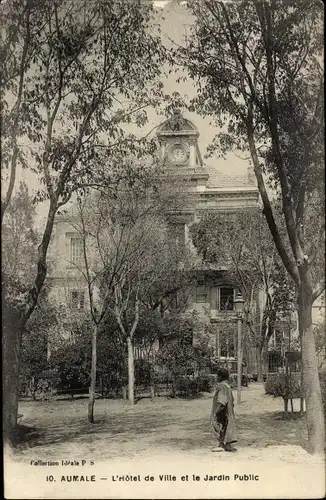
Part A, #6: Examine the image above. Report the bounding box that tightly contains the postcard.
[2,0,325,498]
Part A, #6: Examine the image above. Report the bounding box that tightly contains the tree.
[2,181,39,440]
[97,319,127,398]
[1,0,167,442]
[190,207,295,381]
[108,170,189,405]
[51,317,92,396]
[2,181,38,283]
[72,184,153,419]
[140,223,196,317]
[156,312,213,397]
[20,290,58,399]
[314,320,326,370]
[178,0,324,454]
[66,155,187,413]
[0,0,47,223]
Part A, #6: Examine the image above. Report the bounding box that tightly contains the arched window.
[219,287,234,311]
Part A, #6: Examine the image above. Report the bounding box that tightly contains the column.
[189,140,196,168]
[233,328,237,357]
[210,287,217,310]
[216,330,221,357]
[161,141,166,161]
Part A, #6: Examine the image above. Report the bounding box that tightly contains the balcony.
[210,309,237,322]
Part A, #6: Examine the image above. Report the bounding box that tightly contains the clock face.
[168,145,189,164]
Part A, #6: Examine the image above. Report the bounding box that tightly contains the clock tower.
[156,109,209,191]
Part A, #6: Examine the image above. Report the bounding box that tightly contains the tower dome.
[157,109,199,138]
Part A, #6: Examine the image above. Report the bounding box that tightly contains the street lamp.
[234,291,245,405]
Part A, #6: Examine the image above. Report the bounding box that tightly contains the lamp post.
[234,291,245,405]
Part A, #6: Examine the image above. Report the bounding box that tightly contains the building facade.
[155,110,259,368]
[49,111,261,369]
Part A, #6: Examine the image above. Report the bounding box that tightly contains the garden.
[13,382,325,466]
[19,308,255,404]
[15,312,326,463]
[2,0,325,467]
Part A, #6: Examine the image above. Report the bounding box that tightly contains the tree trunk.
[300,398,305,415]
[262,344,268,378]
[127,336,135,405]
[236,316,243,404]
[3,327,22,445]
[170,374,176,398]
[284,398,288,415]
[88,324,97,423]
[298,284,325,454]
[30,376,36,400]
[122,385,127,400]
[101,376,104,399]
[150,361,155,398]
[256,343,268,383]
[3,201,58,443]
[256,345,264,382]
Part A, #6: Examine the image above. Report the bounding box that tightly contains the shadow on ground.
[15,397,308,457]
[16,410,174,452]
[236,411,307,450]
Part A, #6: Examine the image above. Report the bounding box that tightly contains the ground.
[10,383,324,462]
[5,384,325,499]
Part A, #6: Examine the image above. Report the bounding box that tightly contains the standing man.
[210,367,237,452]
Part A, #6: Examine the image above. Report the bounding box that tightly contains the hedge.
[264,372,302,398]
[173,373,249,397]
[174,374,216,396]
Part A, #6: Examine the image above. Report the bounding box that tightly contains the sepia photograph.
[1,0,325,498]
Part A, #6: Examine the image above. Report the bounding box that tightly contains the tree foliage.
[314,319,326,365]
[2,182,38,282]
[1,0,168,327]
[178,0,324,297]
[156,313,213,396]
[177,0,324,453]
[2,182,39,342]
[190,208,295,357]
[1,0,169,439]
[65,154,196,408]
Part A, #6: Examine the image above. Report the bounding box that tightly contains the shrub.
[197,374,216,392]
[175,376,199,396]
[229,374,236,388]
[19,294,56,397]
[264,371,325,413]
[135,358,152,387]
[206,373,218,391]
[51,340,90,394]
[156,329,212,382]
[228,374,249,388]
[264,373,302,398]
[173,374,216,397]
[153,365,169,386]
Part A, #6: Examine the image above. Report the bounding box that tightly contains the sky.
[142,0,252,175]
[11,0,251,225]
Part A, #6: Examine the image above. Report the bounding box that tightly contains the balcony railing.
[210,309,237,320]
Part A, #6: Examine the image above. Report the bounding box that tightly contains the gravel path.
[5,384,325,499]
[10,383,324,464]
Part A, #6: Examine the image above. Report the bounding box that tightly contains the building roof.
[157,109,198,136]
[156,110,257,192]
[204,164,254,189]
